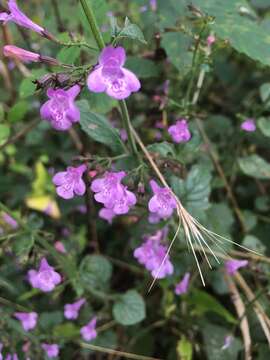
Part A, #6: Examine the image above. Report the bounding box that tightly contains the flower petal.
[87,67,107,93]
[99,46,126,66]
[122,68,141,92]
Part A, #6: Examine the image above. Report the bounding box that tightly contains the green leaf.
[148,142,175,157]
[206,203,234,237]
[202,324,242,360]
[19,69,47,98]
[177,336,193,360]
[192,0,270,66]
[79,255,112,291]
[242,235,266,254]
[259,83,270,103]
[0,104,4,122]
[113,17,147,44]
[57,47,80,64]
[113,290,146,325]
[238,155,270,179]
[0,124,10,145]
[170,165,212,218]
[161,32,193,76]
[53,323,79,338]
[8,101,28,123]
[78,100,125,153]
[258,117,270,137]
[189,290,236,324]
[126,57,159,78]
[13,233,35,258]
[85,92,116,114]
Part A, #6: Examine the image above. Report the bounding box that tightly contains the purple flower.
[87,46,141,100]
[148,180,177,219]
[53,164,86,200]
[148,213,161,224]
[3,45,40,63]
[221,335,233,350]
[134,229,174,279]
[5,354,18,360]
[139,5,148,13]
[28,258,61,292]
[14,312,38,331]
[225,259,248,275]
[241,118,256,132]
[2,212,18,229]
[80,317,97,342]
[64,298,86,320]
[207,35,216,46]
[0,0,44,35]
[175,273,191,295]
[149,0,157,11]
[41,344,59,359]
[40,85,81,131]
[91,171,137,215]
[168,119,191,143]
[120,129,128,142]
[98,208,115,224]
[54,241,66,254]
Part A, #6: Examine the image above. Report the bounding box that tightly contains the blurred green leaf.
[13,233,35,258]
[79,255,112,291]
[113,290,146,325]
[242,235,266,254]
[57,47,81,64]
[258,117,270,137]
[78,100,125,153]
[0,104,4,122]
[148,142,175,157]
[177,336,193,360]
[238,155,270,179]
[8,101,28,123]
[53,323,79,338]
[259,83,270,103]
[126,57,159,78]
[0,124,10,145]
[112,17,147,44]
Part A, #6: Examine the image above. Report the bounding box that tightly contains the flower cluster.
[134,228,174,278]
[91,171,137,217]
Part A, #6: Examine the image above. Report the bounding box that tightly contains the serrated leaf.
[238,155,270,179]
[79,255,112,291]
[78,100,125,154]
[113,17,147,44]
[113,290,146,325]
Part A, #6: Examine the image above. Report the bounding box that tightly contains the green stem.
[79,0,139,158]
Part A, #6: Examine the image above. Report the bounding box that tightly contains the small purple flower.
[41,344,59,359]
[175,273,191,295]
[54,241,66,254]
[3,45,40,63]
[5,354,18,360]
[98,208,115,224]
[149,0,157,11]
[2,212,18,229]
[221,335,233,350]
[28,258,61,292]
[148,180,177,219]
[148,213,161,224]
[120,129,128,142]
[0,0,45,35]
[207,35,216,46]
[40,85,81,131]
[80,317,97,342]
[64,298,86,320]
[87,46,141,100]
[53,164,86,200]
[14,312,38,331]
[241,118,256,132]
[225,259,248,275]
[168,119,191,143]
[134,229,174,279]
[112,187,137,215]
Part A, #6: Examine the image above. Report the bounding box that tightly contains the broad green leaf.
[161,32,193,76]
[79,255,112,291]
[177,336,193,360]
[85,92,116,114]
[189,290,236,324]
[259,83,270,103]
[126,57,159,78]
[192,0,270,66]
[57,47,81,64]
[206,203,234,237]
[157,0,188,29]
[258,117,270,137]
[78,100,125,154]
[113,290,146,325]
[202,324,242,360]
[8,101,28,123]
[238,155,270,179]
[0,124,10,145]
[113,17,147,44]
[242,235,266,254]
[53,323,79,338]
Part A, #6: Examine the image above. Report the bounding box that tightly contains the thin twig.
[224,274,252,360]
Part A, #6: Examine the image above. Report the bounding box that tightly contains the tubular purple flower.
[64,298,86,320]
[40,85,81,131]
[41,344,59,359]
[53,164,86,200]
[168,119,191,143]
[241,118,256,132]
[0,0,53,38]
[80,317,97,342]
[225,259,248,275]
[28,258,61,292]
[148,180,177,219]
[175,272,191,295]
[2,212,18,229]
[3,45,40,62]
[87,46,141,100]
[207,35,216,47]
[14,312,38,331]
